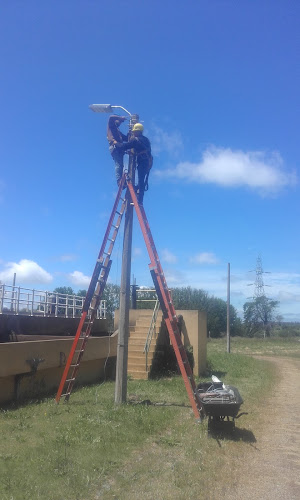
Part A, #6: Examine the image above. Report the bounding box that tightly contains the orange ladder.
[126,179,203,421]
[56,174,203,421]
[55,175,127,403]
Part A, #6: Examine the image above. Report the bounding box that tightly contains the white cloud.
[58,254,77,262]
[268,272,300,304]
[277,291,300,303]
[160,147,297,195]
[0,259,53,284]
[68,271,91,288]
[190,252,219,265]
[150,124,183,157]
[164,268,187,285]
[161,248,177,264]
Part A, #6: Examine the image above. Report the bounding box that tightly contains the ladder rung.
[112,224,119,229]
[75,349,84,353]
[97,277,105,283]
[108,238,115,242]
[70,364,79,368]
[61,393,70,398]
[66,378,75,383]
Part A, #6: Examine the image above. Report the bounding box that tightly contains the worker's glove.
[114,142,123,148]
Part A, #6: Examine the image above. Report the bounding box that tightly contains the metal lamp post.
[89,103,138,403]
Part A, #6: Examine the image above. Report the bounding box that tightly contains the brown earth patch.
[219,356,300,500]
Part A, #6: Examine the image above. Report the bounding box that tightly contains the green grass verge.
[1,341,278,500]
[209,336,300,358]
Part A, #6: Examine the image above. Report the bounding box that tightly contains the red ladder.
[55,175,127,403]
[126,180,203,421]
[56,174,203,421]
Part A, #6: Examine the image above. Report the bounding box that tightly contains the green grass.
[0,340,281,500]
[209,335,300,358]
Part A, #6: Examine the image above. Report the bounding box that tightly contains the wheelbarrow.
[197,376,246,433]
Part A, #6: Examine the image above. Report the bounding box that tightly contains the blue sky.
[1,1,299,320]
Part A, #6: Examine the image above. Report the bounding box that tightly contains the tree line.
[54,284,286,338]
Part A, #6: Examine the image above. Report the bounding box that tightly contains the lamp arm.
[111,105,132,117]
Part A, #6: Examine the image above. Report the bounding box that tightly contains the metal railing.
[0,284,106,319]
[143,298,160,371]
[135,288,162,370]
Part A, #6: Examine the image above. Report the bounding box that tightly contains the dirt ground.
[221,356,300,500]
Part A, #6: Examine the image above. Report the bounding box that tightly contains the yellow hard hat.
[132,123,144,132]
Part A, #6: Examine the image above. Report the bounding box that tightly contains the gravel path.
[222,356,300,500]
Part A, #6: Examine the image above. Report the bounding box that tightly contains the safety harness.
[135,139,153,191]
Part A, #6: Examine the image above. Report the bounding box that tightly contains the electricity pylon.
[248,255,271,299]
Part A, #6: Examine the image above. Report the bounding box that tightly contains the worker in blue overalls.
[121,123,152,205]
[107,115,129,187]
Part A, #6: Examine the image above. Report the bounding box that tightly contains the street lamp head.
[89,104,114,113]
[89,103,132,117]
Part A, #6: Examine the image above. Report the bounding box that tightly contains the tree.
[53,286,75,296]
[135,287,159,310]
[172,286,209,311]
[71,285,121,330]
[50,287,77,315]
[171,286,242,338]
[102,283,120,330]
[243,296,279,338]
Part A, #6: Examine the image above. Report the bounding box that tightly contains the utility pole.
[227,263,230,353]
[88,103,140,404]
[115,114,139,404]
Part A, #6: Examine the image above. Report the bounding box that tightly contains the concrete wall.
[0,308,207,405]
[0,334,117,405]
[115,308,207,376]
[0,313,109,341]
[177,309,207,376]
